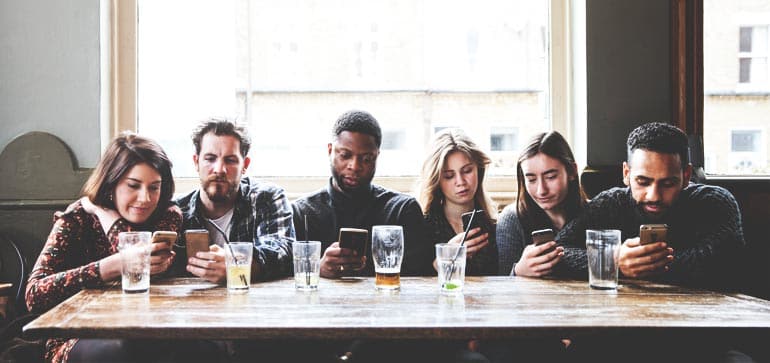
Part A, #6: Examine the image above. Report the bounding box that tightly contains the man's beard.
[637,202,668,222]
[202,176,238,203]
[331,167,372,195]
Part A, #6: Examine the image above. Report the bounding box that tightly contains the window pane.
[732,130,760,152]
[740,58,752,83]
[137,0,550,177]
[739,26,753,52]
[703,0,770,175]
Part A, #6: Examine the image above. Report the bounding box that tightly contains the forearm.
[26,261,104,313]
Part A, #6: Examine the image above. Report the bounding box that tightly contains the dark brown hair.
[81,132,175,220]
[191,118,251,157]
[516,131,587,236]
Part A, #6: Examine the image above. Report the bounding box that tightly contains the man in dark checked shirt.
[171,118,295,283]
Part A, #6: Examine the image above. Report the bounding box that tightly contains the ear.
[327,143,333,157]
[193,154,200,172]
[682,164,693,187]
[622,161,630,186]
[242,156,251,173]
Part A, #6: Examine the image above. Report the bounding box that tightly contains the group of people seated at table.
[23,110,748,363]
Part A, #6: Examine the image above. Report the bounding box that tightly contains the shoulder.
[241,177,288,203]
[498,204,519,222]
[372,184,418,207]
[681,183,739,208]
[55,200,91,227]
[497,204,524,232]
[173,189,197,213]
[292,187,332,216]
[587,187,630,207]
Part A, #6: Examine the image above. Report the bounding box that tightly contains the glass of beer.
[371,225,404,290]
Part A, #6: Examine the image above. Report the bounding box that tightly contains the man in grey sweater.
[556,122,745,290]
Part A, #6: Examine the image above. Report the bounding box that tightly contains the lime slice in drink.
[442,282,459,290]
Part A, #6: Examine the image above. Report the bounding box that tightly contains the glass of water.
[586,229,622,290]
[118,232,152,293]
[292,241,322,291]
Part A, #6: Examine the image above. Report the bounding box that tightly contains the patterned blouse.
[25,200,182,363]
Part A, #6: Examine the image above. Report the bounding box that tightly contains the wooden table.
[23,277,770,340]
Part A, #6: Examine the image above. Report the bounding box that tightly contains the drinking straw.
[444,208,477,283]
[225,242,248,286]
[304,215,311,285]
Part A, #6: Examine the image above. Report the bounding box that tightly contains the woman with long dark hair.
[497,131,587,276]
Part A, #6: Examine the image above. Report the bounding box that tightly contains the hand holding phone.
[639,224,667,245]
[531,228,556,255]
[151,231,177,251]
[338,228,368,257]
[461,210,487,239]
[184,229,210,259]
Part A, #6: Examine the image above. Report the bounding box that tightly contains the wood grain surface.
[23,277,770,340]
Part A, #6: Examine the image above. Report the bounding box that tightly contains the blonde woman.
[418,128,498,276]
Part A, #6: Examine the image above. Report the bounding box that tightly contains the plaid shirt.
[174,177,296,280]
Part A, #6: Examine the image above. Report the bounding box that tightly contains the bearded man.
[173,118,295,282]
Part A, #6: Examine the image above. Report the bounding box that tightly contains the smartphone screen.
[338,228,368,257]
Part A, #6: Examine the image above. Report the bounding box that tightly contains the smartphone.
[151,231,177,251]
[639,224,668,245]
[184,229,210,259]
[531,228,555,246]
[461,209,487,238]
[338,228,368,257]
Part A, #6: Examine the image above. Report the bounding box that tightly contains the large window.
[703,0,770,175]
[136,0,552,179]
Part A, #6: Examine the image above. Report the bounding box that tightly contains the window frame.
[107,0,575,205]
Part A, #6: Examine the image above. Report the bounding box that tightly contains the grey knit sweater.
[554,183,745,290]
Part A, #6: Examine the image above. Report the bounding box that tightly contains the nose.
[212,159,226,174]
[645,184,661,202]
[454,173,465,186]
[536,178,549,196]
[137,187,151,202]
[347,156,363,172]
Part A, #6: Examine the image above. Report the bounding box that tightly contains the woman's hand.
[97,253,124,282]
[513,241,564,277]
[149,242,175,275]
[448,227,489,259]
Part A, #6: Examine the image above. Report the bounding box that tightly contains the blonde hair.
[418,128,497,219]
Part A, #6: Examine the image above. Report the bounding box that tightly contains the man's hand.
[618,237,674,278]
[513,242,564,277]
[187,244,226,283]
[320,242,366,278]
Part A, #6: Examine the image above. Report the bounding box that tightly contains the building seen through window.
[704,0,770,175]
[137,0,549,177]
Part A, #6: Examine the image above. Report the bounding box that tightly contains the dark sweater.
[292,179,434,276]
[555,183,745,290]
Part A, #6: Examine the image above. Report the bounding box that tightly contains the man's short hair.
[332,110,382,148]
[627,122,689,168]
[191,118,251,157]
